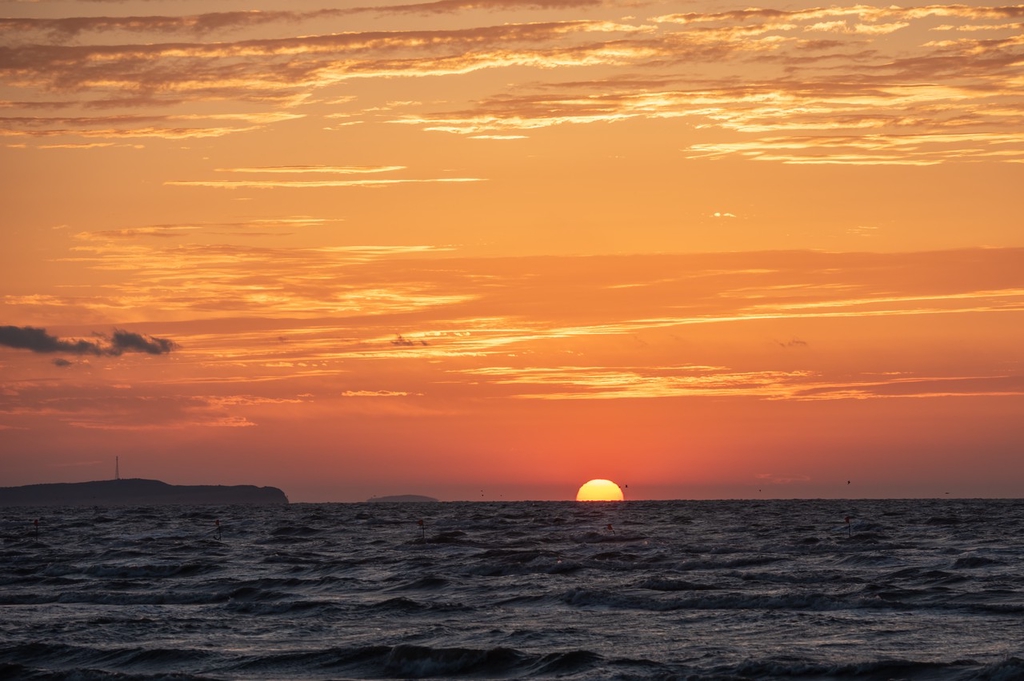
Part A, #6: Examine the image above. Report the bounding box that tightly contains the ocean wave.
[51,591,223,606]
[221,643,603,678]
[462,549,581,576]
[386,575,449,591]
[0,664,220,681]
[382,644,526,677]
[561,586,911,612]
[635,577,718,591]
[0,642,217,674]
[725,656,970,679]
[82,563,220,580]
[952,555,1004,569]
[978,656,1024,681]
[359,596,471,614]
[5,500,1024,680]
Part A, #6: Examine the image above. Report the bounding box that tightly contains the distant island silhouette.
[0,478,288,507]
[367,494,438,503]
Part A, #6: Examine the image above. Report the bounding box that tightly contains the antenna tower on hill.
[115,456,120,481]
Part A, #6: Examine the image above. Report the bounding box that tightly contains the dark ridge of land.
[0,478,289,507]
[367,494,439,503]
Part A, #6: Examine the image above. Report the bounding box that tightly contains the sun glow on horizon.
[1,0,1023,504]
[576,479,625,502]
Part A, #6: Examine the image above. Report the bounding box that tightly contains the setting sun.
[2,0,1024,506]
[576,479,625,502]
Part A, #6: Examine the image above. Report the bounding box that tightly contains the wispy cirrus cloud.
[0,20,643,99]
[652,4,1024,28]
[0,1,611,41]
[14,238,471,323]
[396,70,1024,163]
[8,246,1024,334]
[458,364,1024,401]
[164,164,484,189]
[380,5,1024,163]
[686,131,1024,165]
[0,390,273,431]
[167,178,483,189]
[461,364,816,399]
[0,10,350,40]
[3,4,1021,163]
[214,165,406,175]
[71,217,342,241]
[1,248,1023,437]
[0,112,302,141]
[367,0,610,13]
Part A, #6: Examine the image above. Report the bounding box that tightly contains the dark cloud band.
[0,325,177,356]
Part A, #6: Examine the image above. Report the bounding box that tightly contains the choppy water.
[2,499,1024,680]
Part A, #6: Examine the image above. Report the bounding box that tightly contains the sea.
[2,499,1024,680]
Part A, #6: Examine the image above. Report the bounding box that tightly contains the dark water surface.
[2,500,1024,680]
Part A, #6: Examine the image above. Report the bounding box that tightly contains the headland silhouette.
[0,478,288,507]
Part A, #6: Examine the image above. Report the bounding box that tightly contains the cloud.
[5,244,1024,398]
[0,385,279,431]
[165,178,484,189]
[25,240,472,323]
[392,334,429,347]
[110,329,177,355]
[0,20,647,115]
[71,217,339,240]
[372,7,1023,164]
[4,4,1021,164]
[52,357,72,367]
[396,76,1024,163]
[651,5,1024,28]
[366,0,607,15]
[0,325,103,355]
[755,473,811,484]
[686,132,1024,166]
[10,247,1022,368]
[0,10,350,40]
[459,364,818,399]
[215,165,406,175]
[0,325,177,356]
[788,375,1024,402]
[0,3,608,41]
[3,249,1023,431]
[165,163,483,189]
[458,365,1024,402]
[0,112,300,141]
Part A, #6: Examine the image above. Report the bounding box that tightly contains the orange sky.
[1,0,1022,501]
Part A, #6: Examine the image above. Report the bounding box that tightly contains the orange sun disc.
[576,479,625,502]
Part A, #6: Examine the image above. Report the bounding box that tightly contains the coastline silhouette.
[0,478,288,507]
